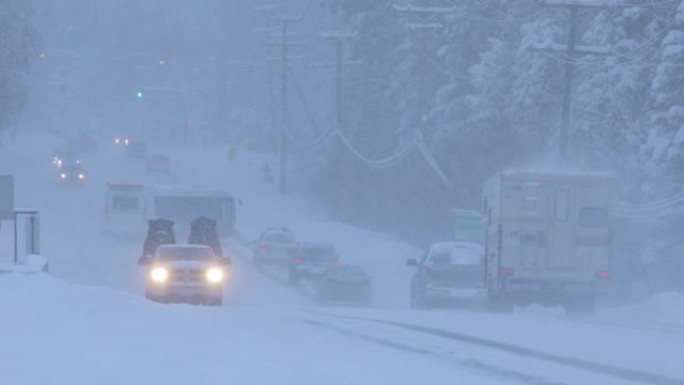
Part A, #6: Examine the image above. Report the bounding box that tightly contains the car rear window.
[157,247,214,261]
[111,196,139,211]
[579,207,608,228]
[301,246,335,257]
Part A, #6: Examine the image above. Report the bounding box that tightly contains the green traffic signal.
[136,91,144,99]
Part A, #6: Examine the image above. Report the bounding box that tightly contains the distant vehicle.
[52,147,80,169]
[57,162,86,185]
[316,265,372,305]
[138,244,231,306]
[407,242,486,309]
[252,227,298,265]
[126,141,147,159]
[113,136,130,146]
[67,134,98,152]
[103,183,147,235]
[288,243,339,284]
[147,154,171,174]
[482,171,613,314]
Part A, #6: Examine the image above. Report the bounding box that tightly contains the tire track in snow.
[307,311,684,385]
[302,318,570,385]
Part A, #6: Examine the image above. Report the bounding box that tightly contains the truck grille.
[168,269,205,283]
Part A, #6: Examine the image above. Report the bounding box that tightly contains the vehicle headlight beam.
[206,267,223,283]
[150,267,169,283]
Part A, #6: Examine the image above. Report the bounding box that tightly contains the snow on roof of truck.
[152,184,233,198]
[106,182,144,191]
[429,242,484,265]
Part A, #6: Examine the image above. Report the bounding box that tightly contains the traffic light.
[136,90,144,100]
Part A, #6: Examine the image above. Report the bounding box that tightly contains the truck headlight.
[60,173,67,179]
[78,173,85,179]
[206,267,223,283]
[150,267,169,283]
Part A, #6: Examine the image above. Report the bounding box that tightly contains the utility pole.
[280,20,289,195]
[262,15,302,194]
[537,0,611,157]
[316,31,360,126]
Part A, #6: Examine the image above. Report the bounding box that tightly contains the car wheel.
[411,287,428,310]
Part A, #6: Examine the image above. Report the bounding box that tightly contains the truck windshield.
[157,247,214,261]
[111,196,139,211]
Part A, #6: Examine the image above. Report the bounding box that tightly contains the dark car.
[288,243,339,284]
[147,154,171,174]
[407,242,486,309]
[126,141,148,159]
[252,227,298,265]
[316,265,372,305]
[57,162,86,185]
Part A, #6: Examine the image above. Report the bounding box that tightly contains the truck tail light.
[597,270,609,279]
[499,267,514,277]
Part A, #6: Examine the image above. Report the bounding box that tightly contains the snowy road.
[1,134,683,385]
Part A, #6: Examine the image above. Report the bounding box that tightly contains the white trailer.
[482,171,613,314]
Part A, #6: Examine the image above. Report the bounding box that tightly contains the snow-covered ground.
[0,133,683,385]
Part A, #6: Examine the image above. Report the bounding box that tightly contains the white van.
[102,182,147,236]
[482,171,613,314]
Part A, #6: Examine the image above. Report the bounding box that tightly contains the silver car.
[252,227,298,265]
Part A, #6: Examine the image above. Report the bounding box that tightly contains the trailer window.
[111,196,139,211]
[555,191,569,221]
[580,208,608,228]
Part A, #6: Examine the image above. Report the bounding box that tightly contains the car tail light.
[597,270,609,279]
[258,243,268,249]
[499,267,514,277]
[334,259,340,265]
[294,257,301,264]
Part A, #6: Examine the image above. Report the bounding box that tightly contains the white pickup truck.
[482,171,613,314]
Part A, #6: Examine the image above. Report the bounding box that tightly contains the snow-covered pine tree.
[641,0,684,291]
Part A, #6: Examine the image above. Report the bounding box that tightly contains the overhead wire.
[414,128,454,187]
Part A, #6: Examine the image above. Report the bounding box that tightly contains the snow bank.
[0,254,48,274]
[596,292,684,330]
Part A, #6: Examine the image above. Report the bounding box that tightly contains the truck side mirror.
[406,258,419,267]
